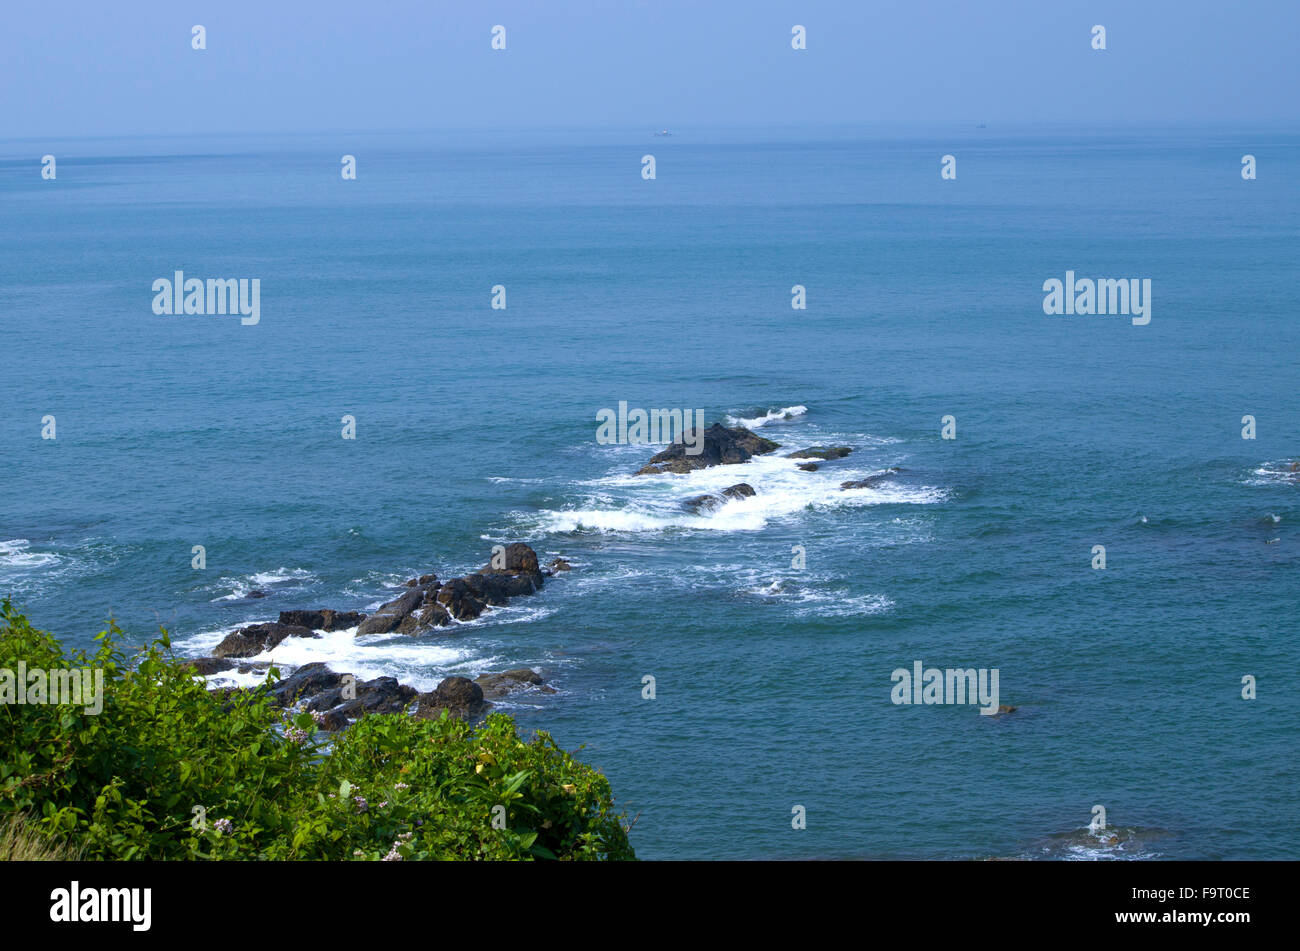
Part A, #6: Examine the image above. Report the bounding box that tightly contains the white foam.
[209,567,317,601]
[725,405,808,428]
[531,451,945,535]
[0,539,59,572]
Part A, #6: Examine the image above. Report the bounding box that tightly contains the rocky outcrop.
[474,667,556,700]
[356,585,432,635]
[797,462,819,471]
[354,544,547,633]
[253,662,419,731]
[636,424,779,475]
[277,609,366,631]
[193,543,560,731]
[786,446,852,460]
[213,621,316,658]
[414,676,492,721]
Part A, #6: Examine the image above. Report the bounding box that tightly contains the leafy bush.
[0,601,634,860]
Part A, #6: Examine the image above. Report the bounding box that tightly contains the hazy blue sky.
[3,0,1297,139]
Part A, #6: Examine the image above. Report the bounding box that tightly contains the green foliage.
[0,601,635,860]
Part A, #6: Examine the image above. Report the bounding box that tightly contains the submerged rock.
[797,462,819,471]
[840,468,903,490]
[474,667,556,700]
[685,482,757,512]
[636,424,779,475]
[786,446,852,460]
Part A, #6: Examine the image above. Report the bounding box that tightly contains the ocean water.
[2,124,1298,859]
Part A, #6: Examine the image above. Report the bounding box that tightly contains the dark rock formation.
[548,557,572,572]
[414,676,492,721]
[256,663,419,731]
[786,446,852,460]
[686,482,757,512]
[721,483,756,500]
[183,656,238,676]
[213,621,316,658]
[357,584,439,635]
[636,424,779,475]
[797,462,819,471]
[277,609,366,631]
[265,662,344,705]
[354,543,548,633]
[435,578,487,621]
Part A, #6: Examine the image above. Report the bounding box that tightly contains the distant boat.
[653,129,673,136]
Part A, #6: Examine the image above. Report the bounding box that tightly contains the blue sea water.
[2,123,1298,859]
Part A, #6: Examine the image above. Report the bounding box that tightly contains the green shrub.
[0,600,634,860]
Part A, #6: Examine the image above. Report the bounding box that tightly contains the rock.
[435,578,487,621]
[548,557,572,572]
[797,462,820,471]
[474,667,555,700]
[478,542,544,585]
[414,601,452,629]
[721,483,756,500]
[840,468,902,490]
[183,656,237,676]
[405,573,439,587]
[635,424,779,475]
[686,483,756,513]
[213,621,315,658]
[266,662,344,706]
[317,709,351,731]
[414,676,492,721]
[786,446,852,460]
[277,609,366,631]
[464,572,539,605]
[261,665,419,731]
[247,589,268,599]
[356,585,431,635]
[994,705,1017,715]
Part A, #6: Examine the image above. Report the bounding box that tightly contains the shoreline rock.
[636,424,779,475]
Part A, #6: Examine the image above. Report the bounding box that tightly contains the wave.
[0,538,60,574]
[1006,825,1165,861]
[208,567,317,602]
[527,451,945,536]
[725,405,808,428]
[1244,460,1299,487]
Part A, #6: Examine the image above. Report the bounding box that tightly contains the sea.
[2,123,1298,859]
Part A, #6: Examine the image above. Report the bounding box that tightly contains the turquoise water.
[2,124,1298,859]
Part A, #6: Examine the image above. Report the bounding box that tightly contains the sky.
[1,0,1297,139]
